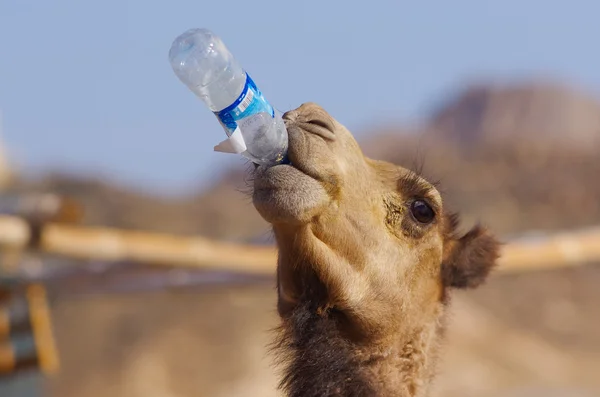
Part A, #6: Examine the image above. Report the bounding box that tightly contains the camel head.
[252,102,501,341]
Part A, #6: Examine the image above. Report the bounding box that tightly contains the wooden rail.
[499,228,600,272]
[0,215,277,275]
[0,214,599,275]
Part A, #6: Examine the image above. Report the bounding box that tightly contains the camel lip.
[253,157,323,193]
[252,163,309,194]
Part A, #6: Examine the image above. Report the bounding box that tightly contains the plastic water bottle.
[168,28,288,165]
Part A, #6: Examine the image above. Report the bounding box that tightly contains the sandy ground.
[28,262,598,397]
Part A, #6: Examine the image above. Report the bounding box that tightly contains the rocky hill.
[425,80,600,150]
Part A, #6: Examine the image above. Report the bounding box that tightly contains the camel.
[252,102,501,397]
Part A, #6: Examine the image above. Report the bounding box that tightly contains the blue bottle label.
[214,73,275,136]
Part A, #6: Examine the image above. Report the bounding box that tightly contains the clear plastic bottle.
[168,28,288,165]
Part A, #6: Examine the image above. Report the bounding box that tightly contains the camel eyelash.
[397,173,438,207]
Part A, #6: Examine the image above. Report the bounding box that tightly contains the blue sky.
[0,0,598,194]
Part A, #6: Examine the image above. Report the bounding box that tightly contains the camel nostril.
[302,116,336,142]
[307,118,334,132]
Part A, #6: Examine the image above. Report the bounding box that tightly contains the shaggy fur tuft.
[270,279,377,397]
[442,225,502,289]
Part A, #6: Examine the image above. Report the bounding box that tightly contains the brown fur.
[252,103,501,396]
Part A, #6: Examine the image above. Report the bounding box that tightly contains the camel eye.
[410,200,435,224]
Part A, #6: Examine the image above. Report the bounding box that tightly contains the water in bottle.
[168,28,288,165]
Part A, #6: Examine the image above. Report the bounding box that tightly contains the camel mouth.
[253,122,324,185]
[251,117,339,214]
[252,162,315,193]
[251,104,342,223]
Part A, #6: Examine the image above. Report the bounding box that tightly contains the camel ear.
[442,225,501,289]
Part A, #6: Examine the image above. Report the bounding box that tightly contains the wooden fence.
[0,214,599,275]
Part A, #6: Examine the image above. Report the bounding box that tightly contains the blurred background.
[1,1,599,396]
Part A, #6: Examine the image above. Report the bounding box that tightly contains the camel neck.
[358,321,443,397]
[273,298,443,397]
